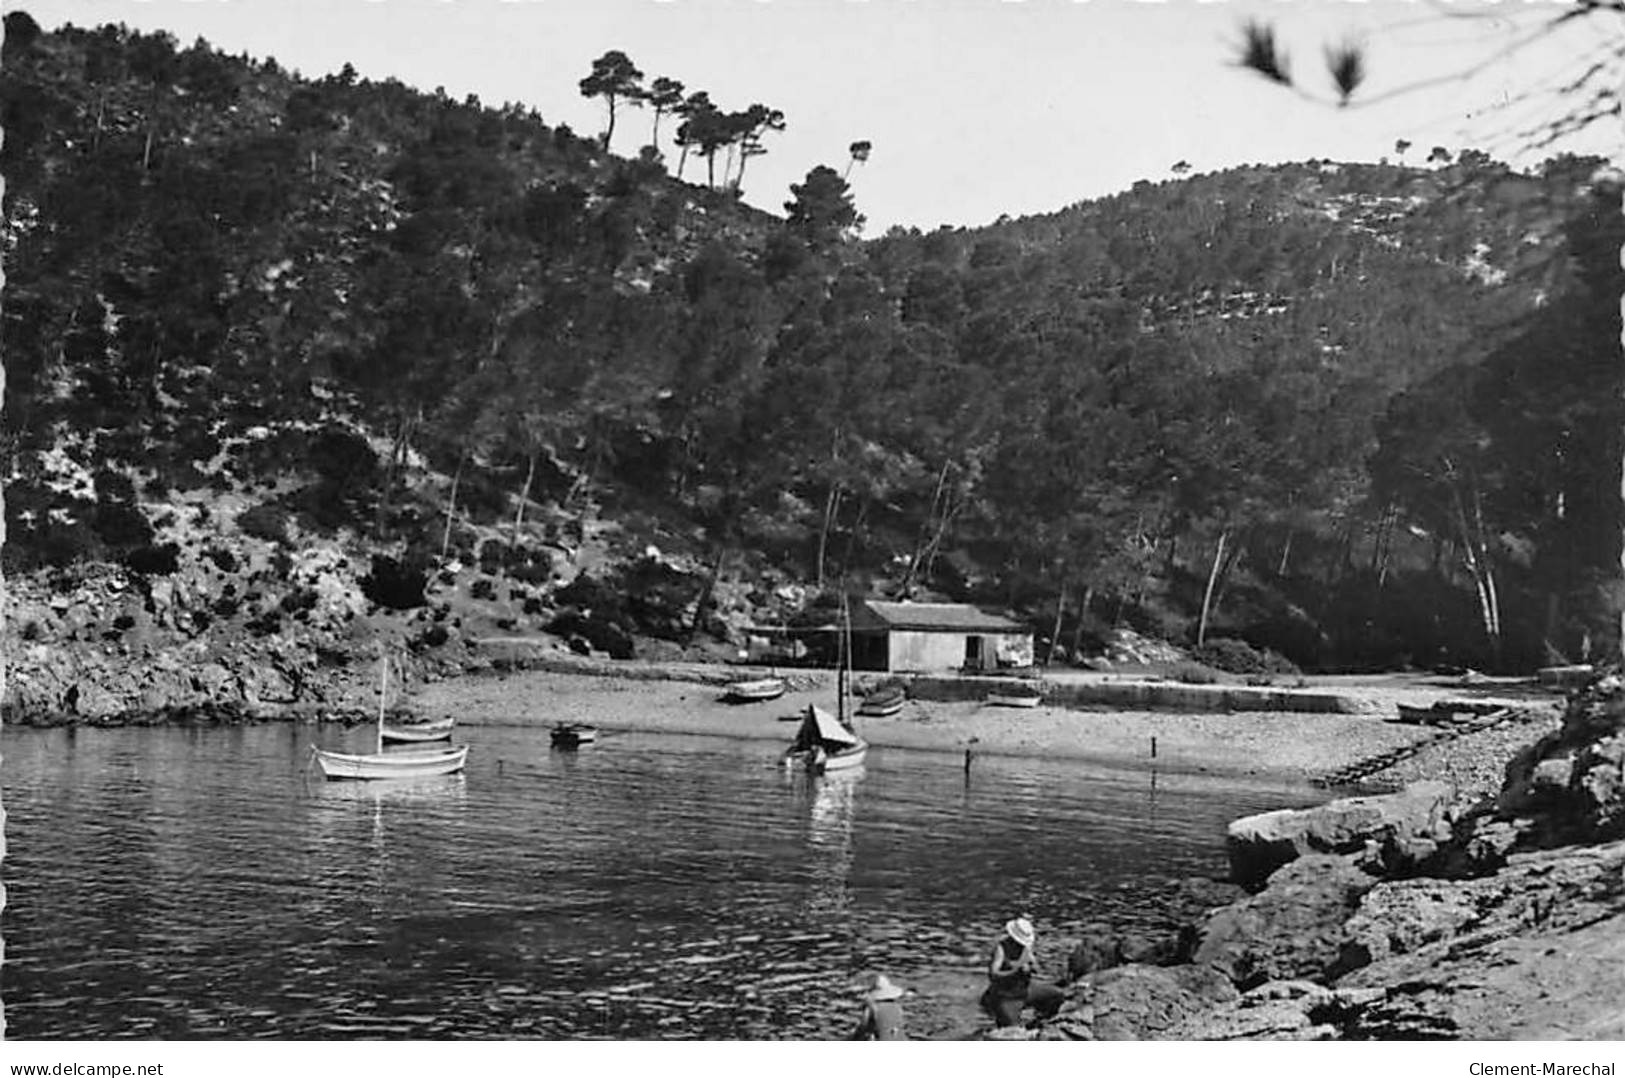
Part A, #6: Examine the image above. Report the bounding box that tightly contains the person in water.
[850,972,908,1040]
[981,916,1066,1028]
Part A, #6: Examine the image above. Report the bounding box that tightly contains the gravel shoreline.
[408,665,1565,791]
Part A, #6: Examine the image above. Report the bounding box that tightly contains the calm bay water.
[1,721,1311,1039]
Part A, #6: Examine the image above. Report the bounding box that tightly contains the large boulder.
[1053,964,1238,1040]
[1226,781,1454,889]
[1190,855,1379,990]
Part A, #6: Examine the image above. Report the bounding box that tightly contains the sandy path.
[408,667,1511,781]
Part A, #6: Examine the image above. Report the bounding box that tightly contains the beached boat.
[1396,702,1450,725]
[856,684,906,718]
[380,715,455,744]
[550,722,598,748]
[986,687,1043,708]
[724,676,788,703]
[313,648,469,781]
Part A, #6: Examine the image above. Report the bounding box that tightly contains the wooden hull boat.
[857,686,906,717]
[783,704,867,774]
[784,739,869,774]
[818,740,868,772]
[380,716,455,744]
[314,744,469,781]
[987,690,1042,708]
[311,647,469,781]
[724,676,788,703]
[551,722,598,748]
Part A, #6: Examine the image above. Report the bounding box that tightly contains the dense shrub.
[1191,637,1301,677]
[124,542,180,576]
[92,500,154,549]
[361,554,428,609]
[238,501,291,544]
[1170,660,1219,685]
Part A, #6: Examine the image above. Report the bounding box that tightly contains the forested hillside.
[2,13,1619,685]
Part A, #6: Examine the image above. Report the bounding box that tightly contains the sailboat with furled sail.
[312,646,469,781]
[783,596,868,773]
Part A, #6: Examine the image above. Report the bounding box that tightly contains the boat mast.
[376,643,388,755]
[839,592,854,730]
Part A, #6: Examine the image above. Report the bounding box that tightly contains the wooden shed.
[848,601,1033,673]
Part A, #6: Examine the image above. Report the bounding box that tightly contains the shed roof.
[855,601,1027,634]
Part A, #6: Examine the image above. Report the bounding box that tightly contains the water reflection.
[803,767,862,919]
[311,773,470,806]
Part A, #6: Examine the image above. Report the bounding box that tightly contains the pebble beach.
[410,662,1566,795]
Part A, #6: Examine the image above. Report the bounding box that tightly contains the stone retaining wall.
[899,673,1369,714]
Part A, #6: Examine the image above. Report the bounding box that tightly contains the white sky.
[9,0,1621,232]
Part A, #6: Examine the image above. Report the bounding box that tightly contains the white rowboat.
[314,744,470,780]
[312,647,470,781]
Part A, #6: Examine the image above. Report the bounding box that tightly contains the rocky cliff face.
[0,493,752,725]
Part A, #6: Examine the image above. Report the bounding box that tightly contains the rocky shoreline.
[1026,678,1625,1041]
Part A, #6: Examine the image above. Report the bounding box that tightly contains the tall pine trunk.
[512,452,537,546]
[816,485,842,591]
[440,452,466,561]
[1046,584,1067,667]
[1197,528,1229,648]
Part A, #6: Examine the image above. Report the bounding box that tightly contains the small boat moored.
[380,715,456,744]
[311,645,470,781]
[550,722,599,748]
[314,744,470,781]
[783,704,868,774]
[723,676,788,704]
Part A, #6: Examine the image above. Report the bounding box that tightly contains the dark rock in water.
[1065,927,1181,981]
[1065,926,1123,980]
[1118,933,1176,966]
[1055,964,1238,1040]
[1225,782,1453,889]
[1191,855,1378,990]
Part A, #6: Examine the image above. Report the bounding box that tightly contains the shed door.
[964,636,984,669]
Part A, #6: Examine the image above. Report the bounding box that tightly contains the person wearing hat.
[849,971,908,1040]
[980,916,1066,1028]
